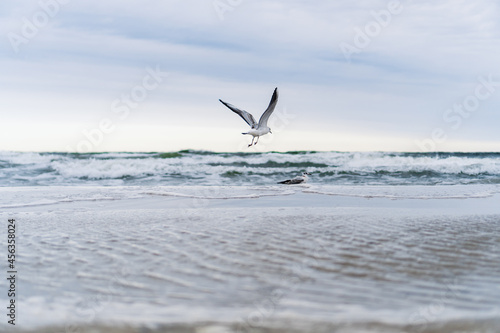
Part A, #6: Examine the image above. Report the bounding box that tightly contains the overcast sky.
[1,0,499,152]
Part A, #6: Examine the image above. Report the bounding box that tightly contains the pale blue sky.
[1,0,499,152]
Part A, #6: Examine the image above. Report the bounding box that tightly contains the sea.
[1,150,500,333]
[1,150,500,186]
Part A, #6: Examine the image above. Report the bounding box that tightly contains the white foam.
[2,151,500,186]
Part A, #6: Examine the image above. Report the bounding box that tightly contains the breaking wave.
[1,150,500,186]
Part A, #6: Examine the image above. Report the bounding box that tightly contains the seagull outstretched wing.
[219,100,257,128]
[258,87,279,128]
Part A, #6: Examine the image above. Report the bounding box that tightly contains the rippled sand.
[1,185,499,333]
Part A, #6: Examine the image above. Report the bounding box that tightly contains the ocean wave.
[1,151,500,186]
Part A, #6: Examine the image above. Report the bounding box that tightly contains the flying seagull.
[278,172,311,185]
[219,88,278,147]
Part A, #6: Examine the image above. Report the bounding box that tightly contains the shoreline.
[1,184,500,217]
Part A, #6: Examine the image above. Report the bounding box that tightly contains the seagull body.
[219,88,278,147]
[278,172,311,185]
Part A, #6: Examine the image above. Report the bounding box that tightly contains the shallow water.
[2,186,500,332]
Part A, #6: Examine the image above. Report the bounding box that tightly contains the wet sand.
[1,185,499,333]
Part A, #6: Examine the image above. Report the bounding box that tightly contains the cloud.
[1,0,499,151]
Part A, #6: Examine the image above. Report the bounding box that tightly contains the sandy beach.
[1,185,499,333]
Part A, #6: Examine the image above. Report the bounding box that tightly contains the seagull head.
[302,172,311,176]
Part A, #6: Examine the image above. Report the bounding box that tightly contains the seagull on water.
[219,88,278,147]
[278,172,311,185]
